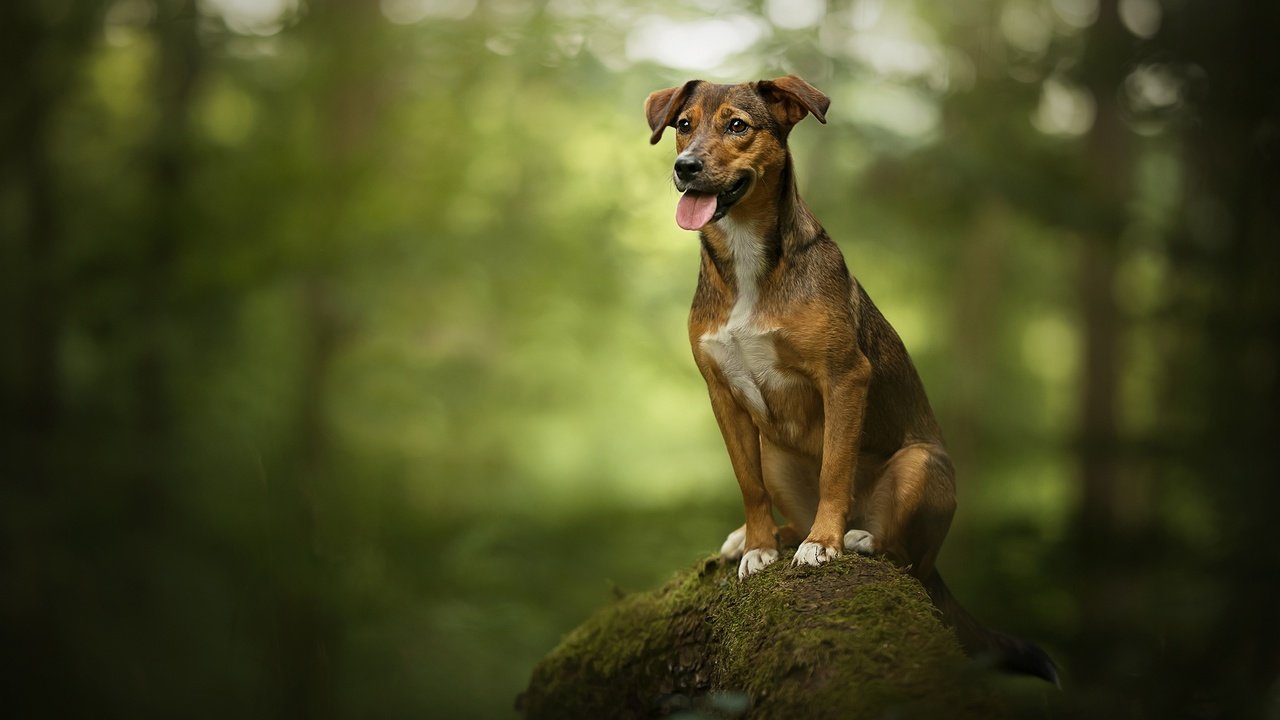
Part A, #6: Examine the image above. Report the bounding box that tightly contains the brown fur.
[644,76,1057,684]
[646,76,953,575]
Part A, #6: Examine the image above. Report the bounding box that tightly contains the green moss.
[518,559,724,719]
[519,553,1003,719]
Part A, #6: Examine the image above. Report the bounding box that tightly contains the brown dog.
[645,75,1057,684]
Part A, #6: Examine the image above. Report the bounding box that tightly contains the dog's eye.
[728,118,748,134]
[677,118,692,133]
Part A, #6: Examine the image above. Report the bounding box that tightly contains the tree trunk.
[1075,0,1135,542]
[137,0,203,441]
[1,1,101,484]
[518,552,1003,720]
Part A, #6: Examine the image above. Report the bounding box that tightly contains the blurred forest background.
[2,0,1278,717]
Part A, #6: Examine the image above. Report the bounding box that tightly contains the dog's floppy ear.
[644,80,700,145]
[757,75,830,128]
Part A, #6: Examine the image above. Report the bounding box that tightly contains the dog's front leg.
[705,380,778,579]
[795,356,872,567]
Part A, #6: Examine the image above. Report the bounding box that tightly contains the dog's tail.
[923,571,1060,686]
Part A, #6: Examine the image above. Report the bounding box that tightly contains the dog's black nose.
[674,156,703,182]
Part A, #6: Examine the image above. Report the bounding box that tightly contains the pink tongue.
[676,191,717,230]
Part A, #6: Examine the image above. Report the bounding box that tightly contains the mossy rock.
[518,551,1004,719]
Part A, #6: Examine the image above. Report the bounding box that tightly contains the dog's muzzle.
[674,154,703,183]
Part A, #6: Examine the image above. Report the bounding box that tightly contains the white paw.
[719,525,746,561]
[738,548,779,579]
[843,529,876,555]
[792,541,840,567]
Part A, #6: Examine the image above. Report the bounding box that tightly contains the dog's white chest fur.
[698,219,786,420]
[701,318,782,419]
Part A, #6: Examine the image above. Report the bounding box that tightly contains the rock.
[518,551,1004,719]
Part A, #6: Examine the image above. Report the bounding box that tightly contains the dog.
[645,75,1057,684]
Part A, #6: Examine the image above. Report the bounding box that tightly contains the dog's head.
[644,76,829,230]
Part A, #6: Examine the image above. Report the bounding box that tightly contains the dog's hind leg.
[719,524,747,561]
[850,443,955,579]
[761,438,820,538]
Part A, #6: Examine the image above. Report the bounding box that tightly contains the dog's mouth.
[675,174,752,231]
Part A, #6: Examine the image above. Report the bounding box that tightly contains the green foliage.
[3,0,1279,717]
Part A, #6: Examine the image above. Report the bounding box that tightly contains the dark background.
[3,0,1278,717]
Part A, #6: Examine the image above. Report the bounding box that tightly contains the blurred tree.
[1154,1,1280,711]
[1075,0,1131,541]
[137,0,203,456]
[1,2,106,716]
[1,0,103,481]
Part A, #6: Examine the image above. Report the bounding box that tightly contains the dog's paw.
[843,529,877,555]
[719,525,746,562]
[792,541,840,567]
[738,548,779,579]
